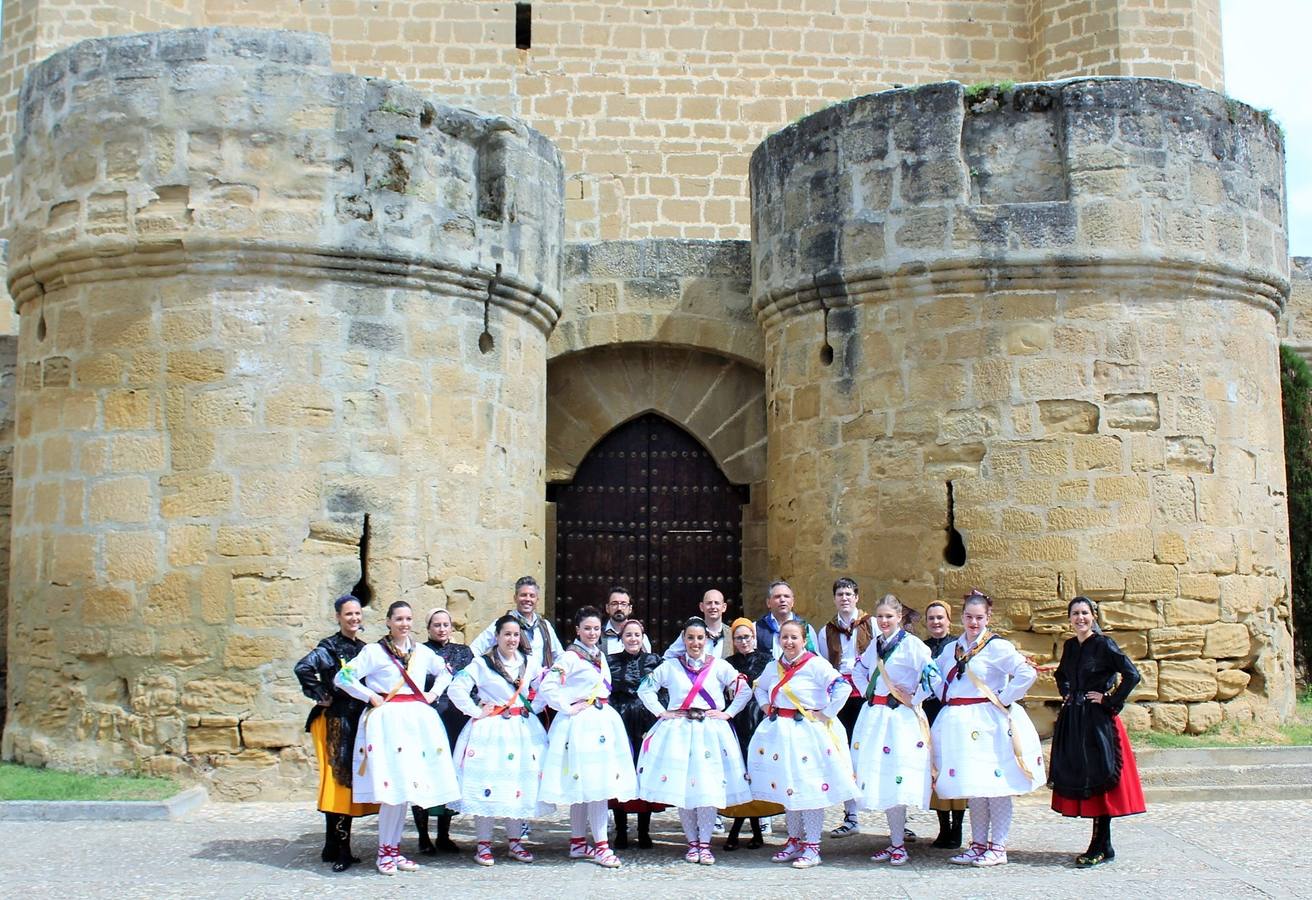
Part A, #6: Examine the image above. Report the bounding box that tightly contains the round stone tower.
[3,29,562,793]
[751,79,1293,732]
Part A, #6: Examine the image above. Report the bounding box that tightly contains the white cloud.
[1222,0,1312,257]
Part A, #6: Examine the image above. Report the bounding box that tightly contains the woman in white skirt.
[447,614,552,867]
[929,589,1045,867]
[850,594,934,866]
[636,617,753,865]
[749,619,858,870]
[335,600,461,875]
[537,605,637,869]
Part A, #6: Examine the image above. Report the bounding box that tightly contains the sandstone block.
[1148,625,1205,659]
[1221,695,1255,724]
[160,472,232,518]
[1038,399,1099,434]
[1119,702,1150,732]
[188,722,240,754]
[1185,701,1223,734]
[89,475,152,523]
[1110,631,1148,659]
[1203,623,1250,659]
[1158,658,1217,701]
[223,634,276,669]
[1130,659,1159,701]
[1103,392,1159,430]
[1149,702,1187,734]
[104,390,156,430]
[241,719,301,749]
[1161,600,1217,634]
[1099,600,1162,631]
[1214,668,1251,700]
[105,531,162,583]
[81,586,135,625]
[167,524,211,567]
[1153,531,1186,565]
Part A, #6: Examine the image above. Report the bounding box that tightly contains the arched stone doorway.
[549,413,749,650]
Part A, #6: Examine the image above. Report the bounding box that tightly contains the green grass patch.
[0,763,180,801]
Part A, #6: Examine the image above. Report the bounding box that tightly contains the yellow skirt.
[720,799,785,818]
[311,714,379,817]
[929,786,968,812]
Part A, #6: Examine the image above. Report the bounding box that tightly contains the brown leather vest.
[824,612,874,666]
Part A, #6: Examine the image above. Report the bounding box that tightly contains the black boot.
[412,806,436,855]
[613,811,630,850]
[436,812,460,853]
[1077,816,1113,867]
[1101,816,1116,863]
[949,810,964,849]
[322,813,340,864]
[637,811,653,849]
[932,810,953,848]
[329,813,358,872]
[747,817,764,849]
[724,817,743,851]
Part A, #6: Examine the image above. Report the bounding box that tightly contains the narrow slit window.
[516,3,532,50]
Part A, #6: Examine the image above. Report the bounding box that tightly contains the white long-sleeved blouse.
[928,632,1036,706]
[851,629,935,704]
[537,643,613,714]
[752,651,849,718]
[334,640,450,705]
[637,654,751,718]
[448,652,547,719]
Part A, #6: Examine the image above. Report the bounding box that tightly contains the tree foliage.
[1280,344,1312,677]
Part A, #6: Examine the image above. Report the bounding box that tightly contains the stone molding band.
[753,254,1289,328]
[8,239,561,334]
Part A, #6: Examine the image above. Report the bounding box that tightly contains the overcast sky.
[1222,0,1310,257]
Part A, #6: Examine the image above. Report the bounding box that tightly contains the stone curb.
[0,785,207,821]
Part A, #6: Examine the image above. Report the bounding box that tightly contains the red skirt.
[1050,714,1146,818]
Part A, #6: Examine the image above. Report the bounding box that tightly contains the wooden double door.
[550,414,749,651]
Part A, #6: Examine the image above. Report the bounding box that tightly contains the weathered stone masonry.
[751,79,1292,736]
[2,29,563,796]
[0,21,1297,797]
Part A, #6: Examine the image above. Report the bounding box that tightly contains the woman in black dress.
[293,594,377,872]
[922,599,966,849]
[412,608,475,854]
[719,617,779,850]
[1050,596,1146,867]
[607,619,663,849]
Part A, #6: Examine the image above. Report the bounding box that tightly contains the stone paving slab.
[1,797,1308,898]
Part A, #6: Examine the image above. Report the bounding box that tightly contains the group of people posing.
[294,576,1145,875]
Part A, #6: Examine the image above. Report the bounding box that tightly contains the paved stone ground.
[3,797,1309,898]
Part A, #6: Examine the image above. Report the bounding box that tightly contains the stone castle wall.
[751,79,1292,734]
[2,29,562,795]
[0,1,1224,244]
[1281,258,1312,364]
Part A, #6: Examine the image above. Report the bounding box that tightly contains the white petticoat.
[746,714,858,811]
[850,702,932,811]
[452,711,554,818]
[350,701,460,808]
[635,716,752,809]
[538,704,637,805]
[932,701,1046,799]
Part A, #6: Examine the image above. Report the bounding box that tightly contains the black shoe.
[417,840,438,856]
[746,835,764,849]
[723,834,739,851]
[637,834,654,849]
[614,831,630,850]
[331,859,351,873]
[436,836,461,854]
[1076,850,1114,867]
